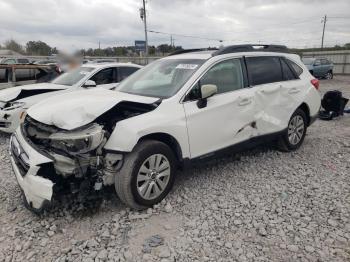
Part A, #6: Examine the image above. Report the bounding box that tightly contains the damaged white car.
[10,45,321,212]
[0,63,142,133]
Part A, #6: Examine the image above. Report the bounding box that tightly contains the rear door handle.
[238,98,252,106]
[288,88,300,94]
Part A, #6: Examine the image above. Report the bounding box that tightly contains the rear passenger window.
[286,60,303,76]
[281,59,297,80]
[118,67,139,82]
[246,57,282,85]
[321,59,329,65]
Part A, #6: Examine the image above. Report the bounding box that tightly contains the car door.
[313,59,322,77]
[245,56,287,135]
[89,67,117,89]
[320,59,331,76]
[183,58,256,158]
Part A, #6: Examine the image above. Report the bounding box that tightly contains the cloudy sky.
[0,0,349,51]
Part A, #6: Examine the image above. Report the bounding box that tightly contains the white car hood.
[0,83,68,102]
[27,89,159,130]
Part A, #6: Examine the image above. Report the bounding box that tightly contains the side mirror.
[83,80,97,88]
[197,84,217,108]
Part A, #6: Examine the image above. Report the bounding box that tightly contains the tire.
[325,71,333,80]
[277,108,307,152]
[115,140,177,210]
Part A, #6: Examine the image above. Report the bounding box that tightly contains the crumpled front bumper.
[10,128,54,211]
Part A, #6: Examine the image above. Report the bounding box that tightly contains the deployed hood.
[27,89,160,130]
[0,83,67,103]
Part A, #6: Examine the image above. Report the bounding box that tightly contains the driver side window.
[186,59,244,100]
[90,68,115,85]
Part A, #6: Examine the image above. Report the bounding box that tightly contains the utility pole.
[321,14,327,49]
[170,35,173,47]
[140,0,148,55]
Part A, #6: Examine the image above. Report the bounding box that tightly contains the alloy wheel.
[287,115,305,145]
[136,154,171,200]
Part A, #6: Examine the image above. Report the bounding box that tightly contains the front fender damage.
[19,99,160,211]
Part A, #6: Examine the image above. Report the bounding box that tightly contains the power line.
[148,30,224,42]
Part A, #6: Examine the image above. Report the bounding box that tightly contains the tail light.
[311,79,319,90]
[55,66,62,74]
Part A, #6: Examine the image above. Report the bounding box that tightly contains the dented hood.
[27,89,159,130]
[0,83,67,103]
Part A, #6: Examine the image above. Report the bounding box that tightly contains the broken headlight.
[4,101,26,111]
[49,124,104,154]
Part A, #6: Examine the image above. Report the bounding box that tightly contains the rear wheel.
[115,140,177,210]
[325,71,333,79]
[277,109,307,151]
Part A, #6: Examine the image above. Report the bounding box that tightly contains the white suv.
[10,45,321,212]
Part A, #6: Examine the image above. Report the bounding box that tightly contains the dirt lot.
[0,76,349,262]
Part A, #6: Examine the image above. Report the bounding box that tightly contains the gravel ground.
[0,76,349,262]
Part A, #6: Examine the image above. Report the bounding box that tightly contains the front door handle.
[288,88,300,94]
[238,98,252,106]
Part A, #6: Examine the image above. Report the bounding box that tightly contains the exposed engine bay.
[21,100,160,199]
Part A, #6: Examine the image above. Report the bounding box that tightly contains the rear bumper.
[10,129,54,211]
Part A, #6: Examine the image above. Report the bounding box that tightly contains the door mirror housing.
[83,80,97,88]
[197,84,218,109]
[201,84,217,99]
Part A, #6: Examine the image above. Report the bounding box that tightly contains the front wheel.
[325,71,333,80]
[277,109,307,152]
[115,140,177,210]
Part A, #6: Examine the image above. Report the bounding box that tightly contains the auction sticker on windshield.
[176,64,199,70]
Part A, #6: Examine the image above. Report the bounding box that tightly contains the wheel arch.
[297,102,311,126]
[137,133,183,164]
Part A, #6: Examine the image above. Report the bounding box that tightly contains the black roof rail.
[168,47,218,56]
[212,44,289,56]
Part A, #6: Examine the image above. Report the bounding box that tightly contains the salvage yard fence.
[2,49,350,74]
[302,50,350,75]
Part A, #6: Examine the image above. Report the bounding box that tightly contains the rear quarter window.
[286,59,303,76]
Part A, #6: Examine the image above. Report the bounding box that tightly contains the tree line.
[0,39,183,57]
[1,38,350,57]
[0,39,58,56]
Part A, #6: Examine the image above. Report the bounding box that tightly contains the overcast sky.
[0,0,349,51]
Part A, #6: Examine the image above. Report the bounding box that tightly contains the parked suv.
[10,45,321,212]
[0,63,141,133]
[302,57,334,79]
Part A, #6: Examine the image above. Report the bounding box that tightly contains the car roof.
[81,62,142,69]
[165,50,298,60]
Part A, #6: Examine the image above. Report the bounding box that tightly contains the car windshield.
[117,58,205,98]
[51,67,94,86]
[302,58,315,65]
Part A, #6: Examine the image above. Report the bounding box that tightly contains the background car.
[302,57,334,79]
[0,57,30,64]
[0,64,61,90]
[0,62,142,133]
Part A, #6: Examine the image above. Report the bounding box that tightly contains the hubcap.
[288,115,305,145]
[136,154,171,200]
[326,72,332,79]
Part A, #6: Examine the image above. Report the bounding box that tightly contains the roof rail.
[212,44,289,56]
[168,48,218,56]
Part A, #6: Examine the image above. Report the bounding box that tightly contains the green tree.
[4,39,24,54]
[26,41,53,56]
